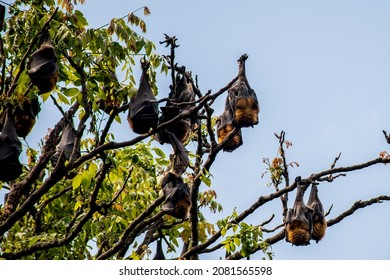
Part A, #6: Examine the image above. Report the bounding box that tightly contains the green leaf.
[74,10,88,28]
[114,114,122,123]
[72,174,83,190]
[57,92,70,105]
[201,175,212,187]
[63,87,80,97]
[74,201,82,211]
[145,42,153,56]
[153,148,166,159]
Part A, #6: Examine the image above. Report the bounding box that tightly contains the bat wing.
[0,111,23,181]
[0,4,5,31]
[307,184,327,242]
[128,62,159,134]
[153,238,166,260]
[28,42,59,94]
[161,172,191,219]
[51,119,79,167]
[228,54,259,127]
[13,98,41,138]
[284,180,313,246]
[155,106,191,144]
[164,131,189,176]
[175,71,196,110]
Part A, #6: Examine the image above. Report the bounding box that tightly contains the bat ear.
[28,41,59,94]
[0,110,23,182]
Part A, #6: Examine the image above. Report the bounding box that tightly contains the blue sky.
[76,0,390,260]
[3,0,390,259]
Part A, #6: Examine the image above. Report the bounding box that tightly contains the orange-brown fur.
[174,196,191,219]
[98,95,120,114]
[286,221,311,246]
[14,114,36,138]
[312,217,327,242]
[217,123,242,151]
[173,119,192,144]
[234,97,259,127]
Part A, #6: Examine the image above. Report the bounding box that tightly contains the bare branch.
[330,152,342,169]
[327,195,390,227]
[183,155,390,259]
[226,195,390,260]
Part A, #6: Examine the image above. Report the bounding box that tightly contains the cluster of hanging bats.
[0,18,326,249]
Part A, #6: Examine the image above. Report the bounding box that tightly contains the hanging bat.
[164,130,189,176]
[128,60,159,134]
[0,110,23,182]
[161,172,191,219]
[153,238,166,260]
[307,184,327,243]
[216,108,243,152]
[227,54,259,128]
[13,97,41,138]
[28,40,59,94]
[0,98,41,138]
[98,70,122,114]
[51,118,79,168]
[0,4,5,31]
[172,69,196,110]
[285,177,313,246]
[155,69,196,144]
[155,106,192,145]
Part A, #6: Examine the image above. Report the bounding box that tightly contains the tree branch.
[183,155,390,259]
[226,195,390,260]
[96,196,165,259]
[0,160,112,259]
